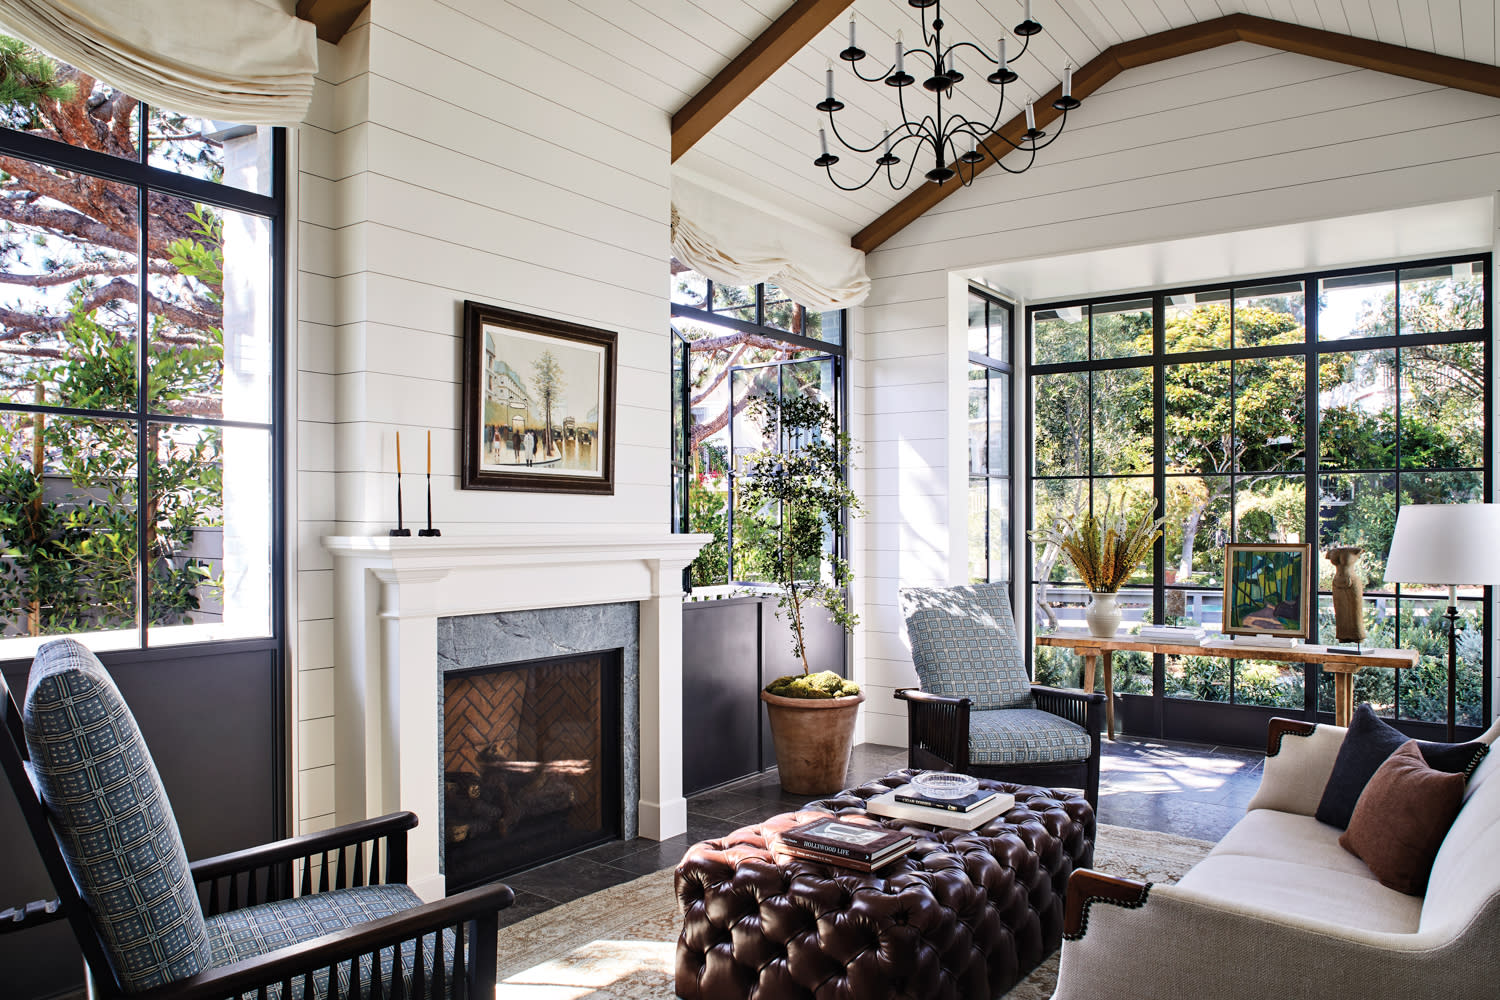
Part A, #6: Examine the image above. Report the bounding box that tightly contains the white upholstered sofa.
[1052,717,1500,1000]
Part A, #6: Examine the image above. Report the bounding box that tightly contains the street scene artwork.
[1222,543,1312,639]
[462,301,615,494]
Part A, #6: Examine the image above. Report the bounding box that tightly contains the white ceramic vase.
[1086,591,1122,638]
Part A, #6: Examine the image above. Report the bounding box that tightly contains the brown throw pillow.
[1340,740,1466,896]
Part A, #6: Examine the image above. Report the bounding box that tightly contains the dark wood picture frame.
[461,300,616,495]
[1221,542,1314,639]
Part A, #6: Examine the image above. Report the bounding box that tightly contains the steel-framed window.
[968,287,1015,585]
[0,87,286,656]
[1026,254,1491,729]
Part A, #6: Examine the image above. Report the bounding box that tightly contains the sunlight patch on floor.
[497,938,675,999]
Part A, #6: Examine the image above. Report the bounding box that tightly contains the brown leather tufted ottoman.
[675,771,1095,1000]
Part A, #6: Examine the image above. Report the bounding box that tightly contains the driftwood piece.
[1326,546,1366,644]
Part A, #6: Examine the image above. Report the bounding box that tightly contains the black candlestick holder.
[419,472,441,536]
[390,470,411,536]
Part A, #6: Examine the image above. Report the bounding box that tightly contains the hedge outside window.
[1029,256,1490,726]
[0,39,282,656]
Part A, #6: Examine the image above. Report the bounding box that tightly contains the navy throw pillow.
[1315,703,1489,829]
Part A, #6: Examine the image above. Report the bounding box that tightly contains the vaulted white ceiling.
[559,1,1500,239]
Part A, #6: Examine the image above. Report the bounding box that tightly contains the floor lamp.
[1384,504,1500,741]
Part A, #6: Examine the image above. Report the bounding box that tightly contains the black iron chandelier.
[814,0,1081,190]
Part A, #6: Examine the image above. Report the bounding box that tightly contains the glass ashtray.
[910,772,980,799]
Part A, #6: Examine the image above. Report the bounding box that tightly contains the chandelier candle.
[820,0,1082,191]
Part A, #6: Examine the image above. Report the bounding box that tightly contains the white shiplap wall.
[855,41,1500,745]
[292,3,671,832]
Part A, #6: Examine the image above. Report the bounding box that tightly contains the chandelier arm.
[1011,32,1034,62]
[946,40,999,68]
[1026,107,1071,152]
[822,157,887,192]
[920,0,939,48]
[886,152,923,191]
[992,144,1040,174]
[849,60,899,83]
[826,109,886,156]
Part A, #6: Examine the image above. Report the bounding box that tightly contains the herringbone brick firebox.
[443,650,622,890]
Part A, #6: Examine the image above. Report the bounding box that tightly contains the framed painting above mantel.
[461,300,616,495]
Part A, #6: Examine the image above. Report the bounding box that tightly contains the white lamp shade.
[1384,504,1500,586]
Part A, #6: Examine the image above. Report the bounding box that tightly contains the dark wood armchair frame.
[0,668,513,999]
[895,684,1105,809]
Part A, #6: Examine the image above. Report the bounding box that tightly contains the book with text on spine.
[864,787,1015,830]
[892,786,999,813]
[774,840,916,873]
[776,817,913,862]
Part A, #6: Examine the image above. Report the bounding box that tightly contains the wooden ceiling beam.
[296,0,368,45]
[672,0,854,163]
[852,13,1500,254]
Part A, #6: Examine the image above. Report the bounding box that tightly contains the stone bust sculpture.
[1326,546,1366,646]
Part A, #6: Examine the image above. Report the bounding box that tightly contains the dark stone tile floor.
[496,736,1262,927]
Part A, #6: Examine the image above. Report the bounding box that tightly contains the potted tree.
[741,391,864,794]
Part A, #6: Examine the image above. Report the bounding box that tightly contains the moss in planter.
[765,670,861,699]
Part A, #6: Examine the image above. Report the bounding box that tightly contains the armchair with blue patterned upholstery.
[0,638,513,999]
[897,583,1104,809]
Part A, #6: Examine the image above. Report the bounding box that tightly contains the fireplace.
[443,650,623,890]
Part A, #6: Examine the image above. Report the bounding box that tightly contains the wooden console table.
[1035,634,1419,739]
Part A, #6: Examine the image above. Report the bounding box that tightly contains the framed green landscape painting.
[1222,543,1313,639]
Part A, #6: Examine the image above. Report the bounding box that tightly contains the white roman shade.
[671,177,870,311]
[0,0,319,125]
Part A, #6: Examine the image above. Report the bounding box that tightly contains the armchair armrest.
[895,687,971,771]
[1032,684,1105,736]
[191,812,418,915]
[1245,718,1347,816]
[142,880,515,1000]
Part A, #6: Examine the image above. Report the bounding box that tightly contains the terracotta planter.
[760,689,865,795]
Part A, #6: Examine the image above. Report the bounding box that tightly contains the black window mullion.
[1304,278,1321,720]
[135,181,150,648]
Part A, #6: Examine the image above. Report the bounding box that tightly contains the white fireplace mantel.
[323,528,709,900]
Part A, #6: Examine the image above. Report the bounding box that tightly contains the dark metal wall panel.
[0,644,281,999]
[682,599,762,794]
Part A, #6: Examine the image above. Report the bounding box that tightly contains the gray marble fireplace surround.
[435,602,641,857]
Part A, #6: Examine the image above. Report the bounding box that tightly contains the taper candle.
[396,431,402,474]
[426,429,431,475]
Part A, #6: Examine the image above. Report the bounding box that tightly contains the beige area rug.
[494,824,1214,999]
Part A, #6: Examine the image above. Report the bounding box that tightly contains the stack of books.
[864,783,1015,830]
[1137,624,1207,645]
[775,818,915,872]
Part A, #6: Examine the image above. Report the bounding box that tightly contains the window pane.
[1399,261,1484,335]
[968,296,987,355]
[1032,478,1088,583]
[1111,649,1152,694]
[988,477,1010,582]
[1033,371,1088,476]
[1033,305,1086,364]
[1234,282,1304,347]
[1165,289,1230,352]
[968,366,987,475]
[990,301,1011,363]
[687,468,728,587]
[1234,356,1304,472]
[671,261,708,309]
[987,373,1009,474]
[1165,476,1230,587]
[1034,640,1083,688]
[1319,271,1395,340]
[1164,360,1230,474]
[761,283,801,335]
[0,169,139,410]
[1233,659,1303,708]
[0,39,139,160]
[1092,298,1151,360]
[1092,367,1151,475]
[148,193,271,422]
[1399,342,1484,469]
[147,423,272,643]
[1164,584,1222,634]
[147,108,273,196]
[1166,651,1230,702]
[730,489,776,583]
[1318,350,1396,469]
[1397,599,1482,726]
[968,477,987,583]
[1234,475,1306,544]
[1317,473,1395,590]
[1098,477,1156,585]
[0,413,138,655]
[712,281,756,323]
